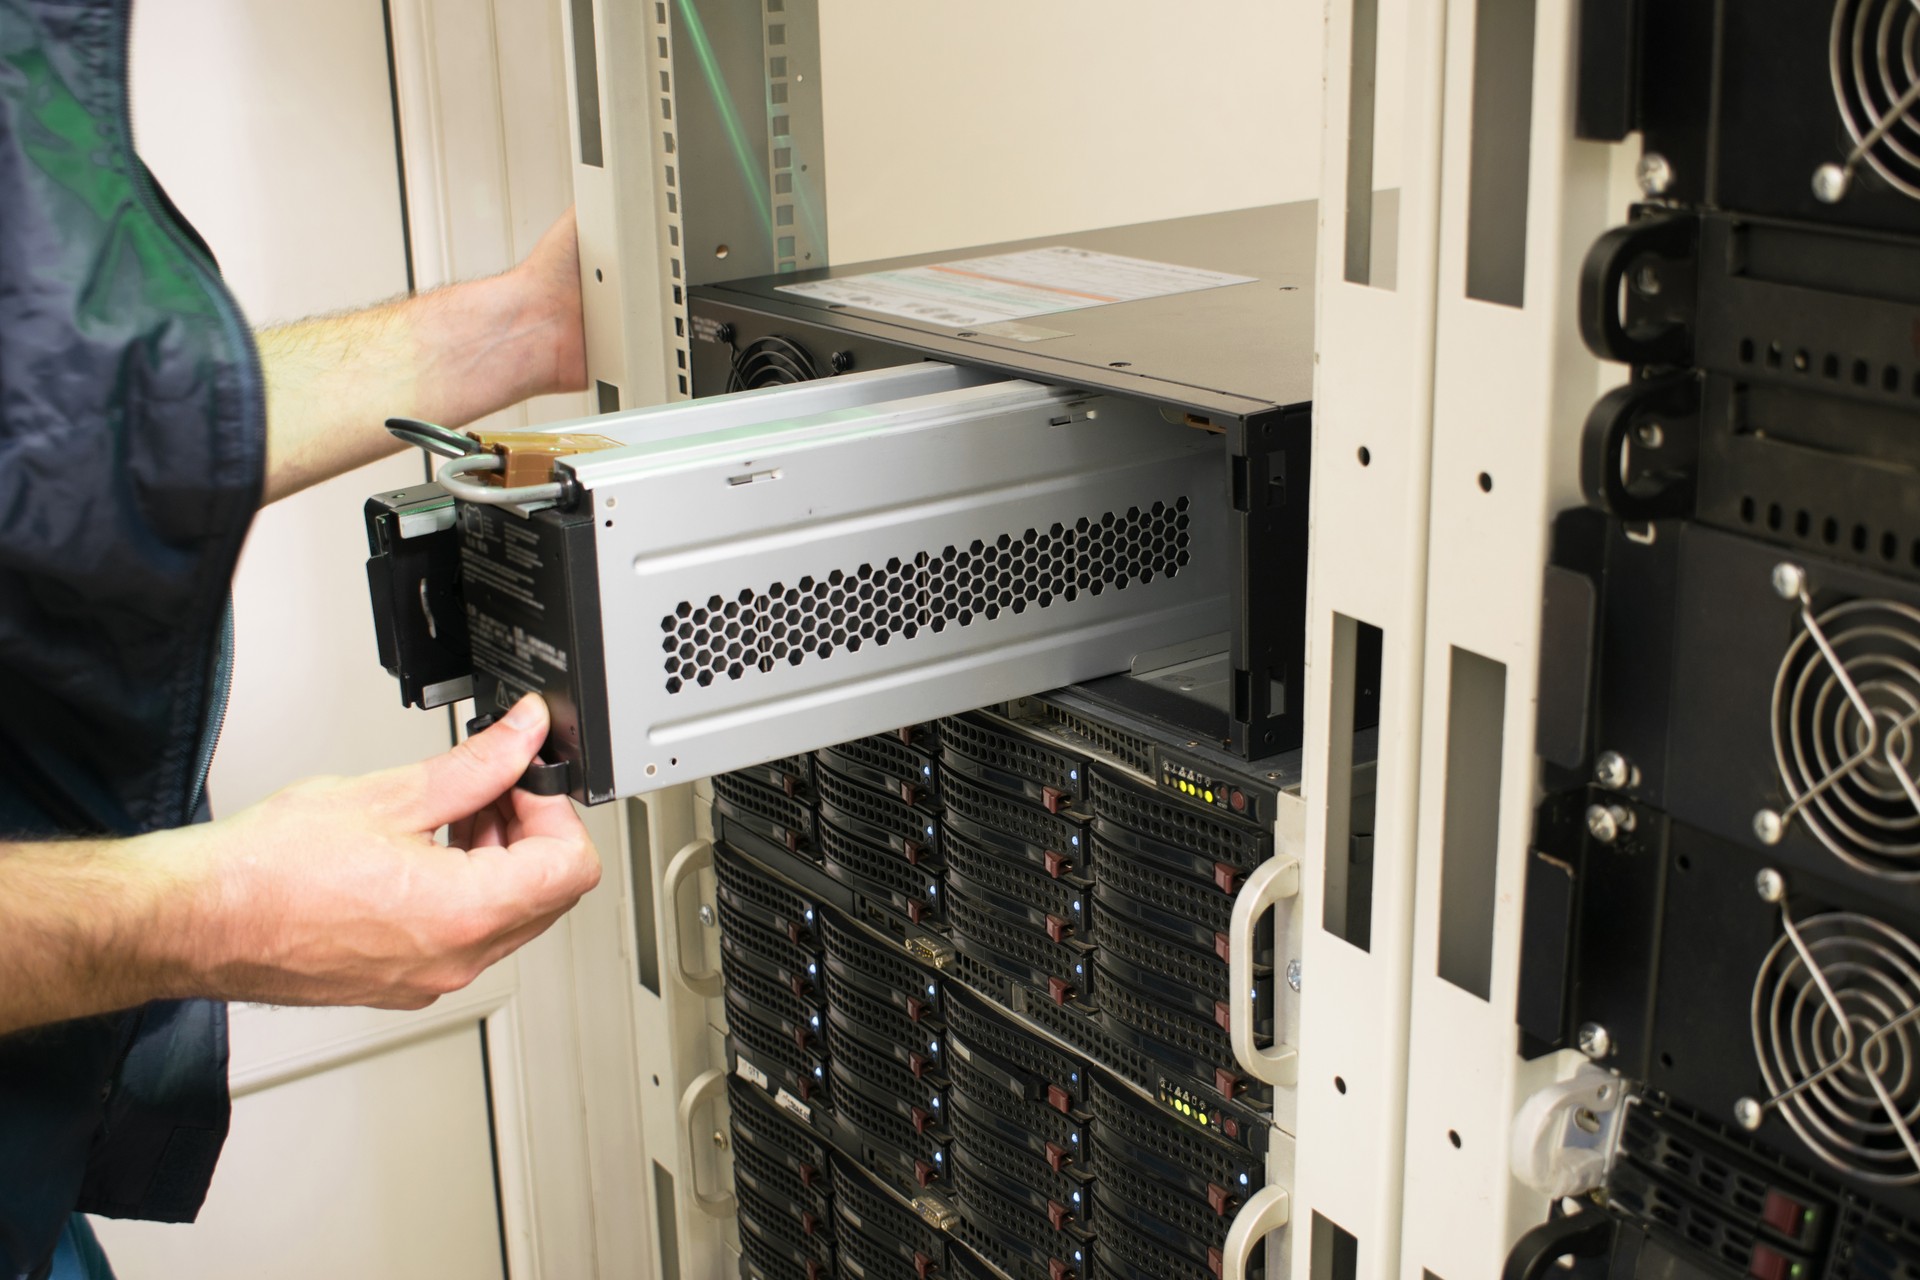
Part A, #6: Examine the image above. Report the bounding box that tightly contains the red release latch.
[1046,914,1071,943]
[807,1262,825,1280]
[1208,1247,1225,1279]
[1214,1001,1232,1033]
[1047,1084,1073,1114]
[799,1076,816,1101]
[913,1106,933,1134]
[784,829,801,854]
[788,922,805,945]
[1047,1200,1072,1231]
[900,781,921,806]
[1746,1243,1791,1280]
[799,1162,819,1188]
[1045,1141,1071,1172]
[794,1027,813,1054]
[790,975,811,1000]
[897,727,917,746]
[908,900,926,924]
[910,1052,930,1080]
[914,1160,938,1188]
[1213,862,1240,894]
[1760,1189,1809,1240]
[1048,976,1075,1005]
[1042,785,1070,814]
[1207,1184,1235,1217]
[907,996,929,1023]
[802,1211,820,1237]
[782,772,799,799]
[1048,1262,1074,1280]
[903,840,924,866]
[1214,932,1232,965]
[1044,850,1072,879]
[1215,1067,1244,1099]
[913,1253,936,1279]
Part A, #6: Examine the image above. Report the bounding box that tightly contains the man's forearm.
[257,212,586,504]
[0,835,207,1036]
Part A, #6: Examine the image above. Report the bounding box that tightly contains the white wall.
[817,0,1328,262]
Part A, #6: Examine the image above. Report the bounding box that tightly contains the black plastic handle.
[464,711,573,796]
[1578,212,1697,366]
[1579,373,1700,520]
[1502,1212,1615,1280]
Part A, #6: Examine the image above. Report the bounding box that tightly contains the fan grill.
[1746,907,1920,1184]
[1768,596,1920,878]
[1827,0,1920,202]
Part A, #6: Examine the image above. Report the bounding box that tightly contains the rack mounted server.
[712,689,1347,1280]
[364,205,1323,803]
[1507,5,1920,1276]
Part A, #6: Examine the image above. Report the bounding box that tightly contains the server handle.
[1229,856,1301,1086]
[675,1067,735,1217]
[1220,1184,1291,1280]
[662,840,724,997]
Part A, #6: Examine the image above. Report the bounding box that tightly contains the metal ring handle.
[662,840,724,998]
[675,1067,735,1218]
[1230,856,1301,1086]
[1220,1183,1291,1280]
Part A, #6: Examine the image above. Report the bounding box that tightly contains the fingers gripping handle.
[676,1068,735,1217]
[1230,856,1301,1087]
[1221,1184,1291,1280]
[662,840,724,998]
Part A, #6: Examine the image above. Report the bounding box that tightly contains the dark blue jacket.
[0,0,264,1274]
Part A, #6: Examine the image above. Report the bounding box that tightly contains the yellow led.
[1198,1113,1209,1125]
[1204,791,1215,804]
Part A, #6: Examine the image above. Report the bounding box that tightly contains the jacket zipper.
[117,0,266,823]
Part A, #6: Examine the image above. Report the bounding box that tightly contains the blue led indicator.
[923,765,932,777]
[1240,1173,1250,1186]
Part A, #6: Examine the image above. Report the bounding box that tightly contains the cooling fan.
[727,334,827,391]
[1817,0,1920,203]
[1756,561,1920,880]
[1736,872,1920,1187]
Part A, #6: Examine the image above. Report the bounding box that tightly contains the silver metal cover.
[573,377,1228,793]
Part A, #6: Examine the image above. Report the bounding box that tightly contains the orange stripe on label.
[924,263,1120,303]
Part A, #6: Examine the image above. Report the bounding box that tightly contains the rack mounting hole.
[1334,1076,1348,1095]
[1448,1129,1462,1149]
[1477,472,1494,493]
[1357,446,1371,467]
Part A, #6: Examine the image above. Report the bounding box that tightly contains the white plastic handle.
[676,1067,735,1217]
[662,839,724,998]
[1230,856,1301,1086]
[1221,1183,1291,1280]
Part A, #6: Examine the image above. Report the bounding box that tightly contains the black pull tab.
[1501,1213,1614,1280]
[518,759,571,796]
[1579,373,1699,520]
[1578,211,1697,366]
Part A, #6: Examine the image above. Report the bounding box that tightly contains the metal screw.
[698,904,716,928]
[1812,163,1850,204]
[1771,562,1807,601]
[1634,421,1665,448]
[712,1130,729,1150]
[1753,810,1786,846]
[1586,803,1634,844]
[1285,959,1303,993]
[1636,152,1675,196]
[1733,1097,1764,1131]
[1577,1022,1613,1060]
[1755,867,1787,903]
[1594,750,1635,790]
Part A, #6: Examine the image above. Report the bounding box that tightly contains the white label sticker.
[774,1087,812,1124]
[777,245,1255,328]
[734,1057,768,1090]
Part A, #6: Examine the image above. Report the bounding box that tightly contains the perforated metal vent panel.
[661,502,1192,690]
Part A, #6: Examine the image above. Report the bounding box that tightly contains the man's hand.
[255,208,591,503]
[0,694,601,1034]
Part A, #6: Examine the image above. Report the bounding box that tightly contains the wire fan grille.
[1831,0,1920,201]
[729,335,825,391]
[658,501,1193,692]
[1751,910,1920,1183]
[1772,598,1920,878]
